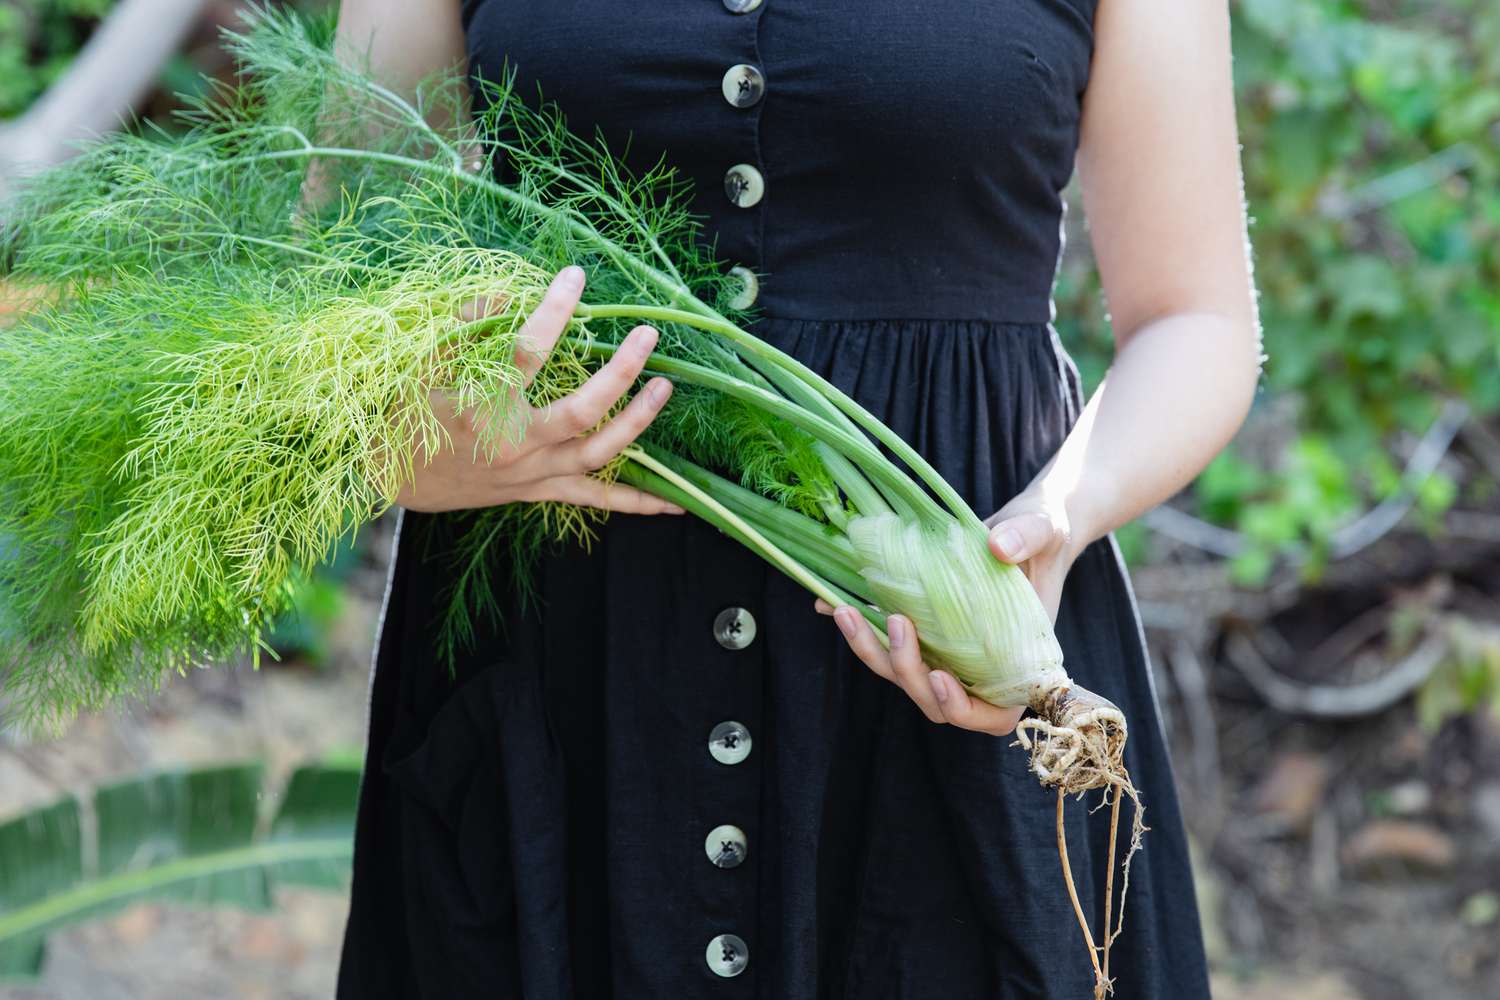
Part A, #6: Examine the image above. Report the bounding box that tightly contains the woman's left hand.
[813,489,1081,736]
[981,488,1079,624]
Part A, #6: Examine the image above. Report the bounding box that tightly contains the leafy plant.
[0,758,361,981]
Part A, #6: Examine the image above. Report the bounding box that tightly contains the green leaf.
[0,761,360,981]
[1325,256,1406,324]
[1229,545,1276,587]
[1416,470,1458,516]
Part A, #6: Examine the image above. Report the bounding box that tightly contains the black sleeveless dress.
[338,2,1212,997]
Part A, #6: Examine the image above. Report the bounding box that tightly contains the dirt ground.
[2,515,1495,1000]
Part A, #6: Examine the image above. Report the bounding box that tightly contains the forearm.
[302,0,467,204]
[333,0,467,106]
[1027,311,1261,558]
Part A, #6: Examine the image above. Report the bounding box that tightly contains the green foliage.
[0,758,360,980]
[1415,616,1500,732]
[0,0,112,120]
[1055,0,1500,572]
[0,8,891,728]
[261,533,362,666]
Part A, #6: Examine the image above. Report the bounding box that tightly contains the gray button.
[713,606,757,650]
[721,64,765,109]
[709,721,752,765]
[726,266,759,310]
[705,824,748,868]
[706,933,750,978]
[724,163,765,208]
[722,0,762,12]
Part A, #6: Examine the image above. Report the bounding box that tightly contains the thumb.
[987,511,1056,564]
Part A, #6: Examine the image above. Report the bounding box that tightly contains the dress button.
[726,265,759,310]
[723,164,765,208]
[706,933,750,978]
[713,606,757,650]
[708,721,752,765]
[721,64,765,109]
[705,824,749,868]
[722,0,763,12]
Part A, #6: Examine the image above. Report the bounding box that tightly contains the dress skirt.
[337,316,1211,998]
[340,0,1212,995]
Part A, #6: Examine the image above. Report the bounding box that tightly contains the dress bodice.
[462,0,1097,323]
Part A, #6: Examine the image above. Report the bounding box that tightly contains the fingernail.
[834,607,857,639]
[634,326,658,357]
[929,672,949,704]
[887,614,905,649]
[647,378,670,408]
[665,503,686,515]
[994,525,1023,559]
[558,265,585,290]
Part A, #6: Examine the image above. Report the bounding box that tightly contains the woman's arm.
[331,0,682,516]
[824,0,1262,734]
[983,0,1263,607]
[333,0,468,107]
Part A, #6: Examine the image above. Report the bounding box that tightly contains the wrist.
[1035,473,1117,566]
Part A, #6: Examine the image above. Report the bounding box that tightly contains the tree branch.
[0,0,212,201]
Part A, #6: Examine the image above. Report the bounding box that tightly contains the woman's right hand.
[394,265,684,515]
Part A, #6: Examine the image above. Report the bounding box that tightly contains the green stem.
[207,139,974,529]
[0,838,352,944]
[647,448,862,572]
[566,335,933,519]
[619,460,884,631]
[624,447,848,613]
[813,443,893,518]
[175,230,377,271]
[703,495,872,601]
[337,66,688,285]
[212,145,691,308]
[578,302,980,530]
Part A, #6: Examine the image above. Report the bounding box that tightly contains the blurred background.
[1,1,1498,997]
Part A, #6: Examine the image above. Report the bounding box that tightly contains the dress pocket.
[383,663,517,932]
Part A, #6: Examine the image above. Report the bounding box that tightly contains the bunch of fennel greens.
[1,13,1140,989]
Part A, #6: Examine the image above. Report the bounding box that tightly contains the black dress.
[338,1,1212,997]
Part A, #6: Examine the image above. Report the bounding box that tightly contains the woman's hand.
[394,265,684,515]
[982,488,1079,624]
[814,489,1081,736]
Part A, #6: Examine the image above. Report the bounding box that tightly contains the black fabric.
[338,2,1211,997]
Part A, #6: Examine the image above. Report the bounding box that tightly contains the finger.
[988,511,1058,564]
[884,615,946,724]
[813,598,834,616]
[832,605,897,684]
[927,670,1027,736]
[423,293,514,370]
[557,376,673,472]
[515,474,686,515]
[457,292,510,323]
[529,325,659,446]
[513,265,587,386]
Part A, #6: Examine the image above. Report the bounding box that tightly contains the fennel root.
[1018,684,1145,999]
